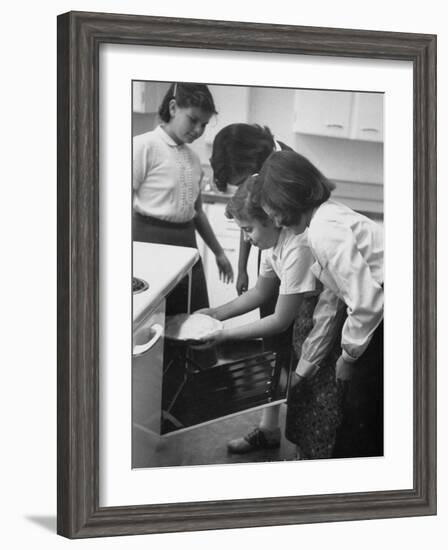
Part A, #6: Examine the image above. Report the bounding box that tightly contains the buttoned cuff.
[295,357,320,378]
[341,349,358,363]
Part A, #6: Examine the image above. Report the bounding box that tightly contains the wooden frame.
[57,10,437,538]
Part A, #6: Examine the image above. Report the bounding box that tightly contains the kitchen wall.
[247,86,383,217]
[133,82,383,217]
[248,86,383,183]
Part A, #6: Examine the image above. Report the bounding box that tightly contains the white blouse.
[296,200,384,377]
[260,228,317,295]
[133,126,203,223]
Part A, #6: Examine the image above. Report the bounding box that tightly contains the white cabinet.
[133,81,170,114]
[350,92,383,142]
[294,90,383,142]
[197,202,259,328]
[294,90,354,139]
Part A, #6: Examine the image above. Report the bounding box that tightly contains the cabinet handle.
[223,248,236,253]
[361,127,379,133]
[133,323,163,357]
[326,123,344,129]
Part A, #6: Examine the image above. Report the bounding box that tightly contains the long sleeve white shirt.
[296,200,384,377]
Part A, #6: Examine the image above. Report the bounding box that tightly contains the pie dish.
[165,313,223,342]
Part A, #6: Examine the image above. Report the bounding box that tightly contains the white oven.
[132,298,165,468]
[132,242,198,468]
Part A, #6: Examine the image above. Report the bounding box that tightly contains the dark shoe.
[227,427,281,454]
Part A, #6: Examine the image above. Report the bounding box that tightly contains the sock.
[259,405,280,432]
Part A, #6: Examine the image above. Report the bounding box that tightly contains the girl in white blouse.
[133,83,233,313]
[259,150,384,459]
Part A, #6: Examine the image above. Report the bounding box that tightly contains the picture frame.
[57,10,437,539]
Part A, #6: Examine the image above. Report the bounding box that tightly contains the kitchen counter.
[201,189,233,204]
[133,242,199,327]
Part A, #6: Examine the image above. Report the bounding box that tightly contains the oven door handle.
[133,324,164,357]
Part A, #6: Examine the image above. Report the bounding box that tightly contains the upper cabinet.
[350,93,384,142]
[293,90,383,143]
[133,82,171,114]
[293,90,353,139]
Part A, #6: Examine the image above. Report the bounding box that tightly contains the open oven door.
[160,332,292,436]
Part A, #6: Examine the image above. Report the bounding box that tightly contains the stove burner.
[133,277,149,294]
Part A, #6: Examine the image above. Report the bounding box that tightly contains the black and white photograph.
[131,81,384,469]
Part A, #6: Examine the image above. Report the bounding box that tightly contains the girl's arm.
[221,292,303,341]
[199,275,278,321]
[200,277,303,343]
[297,221,383,379]
[318,222,383,363]
[236,232,252,294]
[193,195,233,283]
[296,287,346,377]
[132,138,150,191]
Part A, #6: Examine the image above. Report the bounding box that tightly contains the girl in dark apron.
[133,83,233,315]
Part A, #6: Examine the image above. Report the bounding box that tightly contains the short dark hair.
[259,150,335,226]
[210,124,275,192]
[158,82,217,122]
[225,175,270,224]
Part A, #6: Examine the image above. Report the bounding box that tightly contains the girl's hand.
[287,371,307,404]
[199,328,226,344]
[236,270,249,295]
[290,372,306,391]
[335,355,354,381]
[215,252,234,284]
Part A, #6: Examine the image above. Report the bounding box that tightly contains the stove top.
[132,277,149,294]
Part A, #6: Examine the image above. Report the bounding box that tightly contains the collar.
[273,140,282,152]
[155,125,182,147]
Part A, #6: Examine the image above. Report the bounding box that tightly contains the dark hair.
[158,82,217,122]
[259,150,335,226]
[210,124,276,192]
[225,175,270,224]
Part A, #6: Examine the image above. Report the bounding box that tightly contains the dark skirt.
[285,295,344,459]
[333,321,384,458]
[133,212,209,314]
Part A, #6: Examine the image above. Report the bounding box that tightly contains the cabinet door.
[293,89,354,139]
[350,92,384,142]
[206,236,259,328]
[199,202,259,327]
[132,81,147,113]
